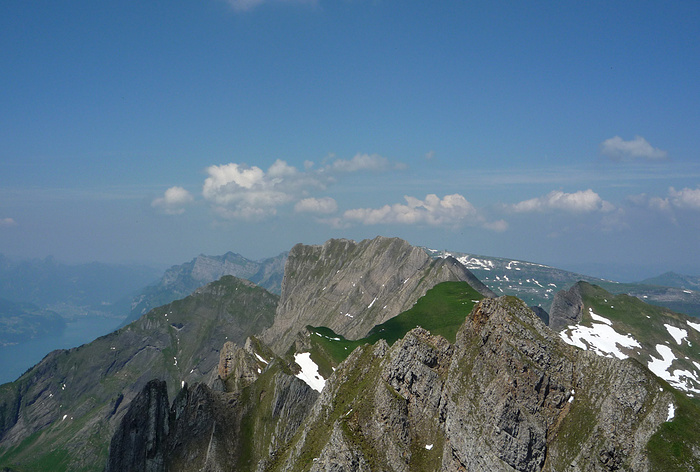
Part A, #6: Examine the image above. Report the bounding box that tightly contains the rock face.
[262,236,494,354]
[548,282,584,331]
[106,342,319,472]
[0,276,278,472]
[275,297,679,472]
[107,297,692,471]
[105,379,170,472]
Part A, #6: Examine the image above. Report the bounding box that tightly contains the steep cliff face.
[262,236,494,354]
[110,296,697,471]
[105,379,170,472]
[275,297,688,472]
[548,282,584,331]
[106,341,319,472]
[0,276,278,472]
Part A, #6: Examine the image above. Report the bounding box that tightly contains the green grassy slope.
[0,276,278,472]
[306,281,484,372]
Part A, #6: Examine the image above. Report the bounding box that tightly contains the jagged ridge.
[262,236,494,354]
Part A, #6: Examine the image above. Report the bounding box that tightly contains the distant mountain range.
[427,249,700,317]
[122,251,286,327]
[1,236,699,471]
[0,254,160,320]
[639,271,700,291]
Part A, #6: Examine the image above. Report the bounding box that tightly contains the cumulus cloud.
[156,153,404,221]
[511,189,614,213]
[668,186,700,209]
[601,136,668,161]
[648,186,700,212]
[339,193,506,231]
[201,159,330,219]
[152,187,194,215]
[0,217,17,227]
[197,153,407,220]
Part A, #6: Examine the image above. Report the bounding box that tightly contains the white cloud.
[340,193,504,231]
[425,150,436,160]
[669,186,700,209]
[601,136,668,161]
[483,219,509,232]
[295,197,338,214]
[0,217,17,227]
[330,153,401,172]
[158,153,405,221]
[152,187,194,215]
[202,159,328,220]
[511,189,614,213]
[648,186,700,213]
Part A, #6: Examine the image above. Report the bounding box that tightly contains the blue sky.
[1,0,699,281]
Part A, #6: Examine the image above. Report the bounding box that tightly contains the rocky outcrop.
[274,297,681,471]
[0,276,278,472]
[105,379,170,472]
[106,359,319,472]
[548,282,584,331]
[262,236,494,354]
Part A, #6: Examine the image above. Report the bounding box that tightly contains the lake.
[0,316,123,385]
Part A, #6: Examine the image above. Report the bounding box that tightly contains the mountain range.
[0,236,699,471]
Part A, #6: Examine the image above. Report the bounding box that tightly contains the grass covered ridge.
[307,281,484,369]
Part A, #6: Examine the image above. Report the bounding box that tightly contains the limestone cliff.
[276,297,686,472]
[262,236,494,354]
[107,297,698,471]
[106,342,318,472]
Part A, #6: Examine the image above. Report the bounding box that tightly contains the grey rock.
[548,282,584,331]
[105,379,169,472]
[275,297,681,472]
[262,236,494,354]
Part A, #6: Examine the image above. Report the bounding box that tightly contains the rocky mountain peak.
[548,281,584,331]
[261,236,493,354]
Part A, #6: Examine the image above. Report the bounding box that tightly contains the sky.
[1,0,699,281]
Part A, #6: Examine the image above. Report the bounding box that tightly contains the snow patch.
[315,332,340,341]
[455,256,494,271]
[425,444,434,450]
[648,345,700,394]
[687,320,700,333]
[665,325,688,345]
[254,353,269,364]
[560,320,640,360]
[368,297,378,309]
[294,352,325,393]
[667,403,676,421]
[588,308,612,325]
